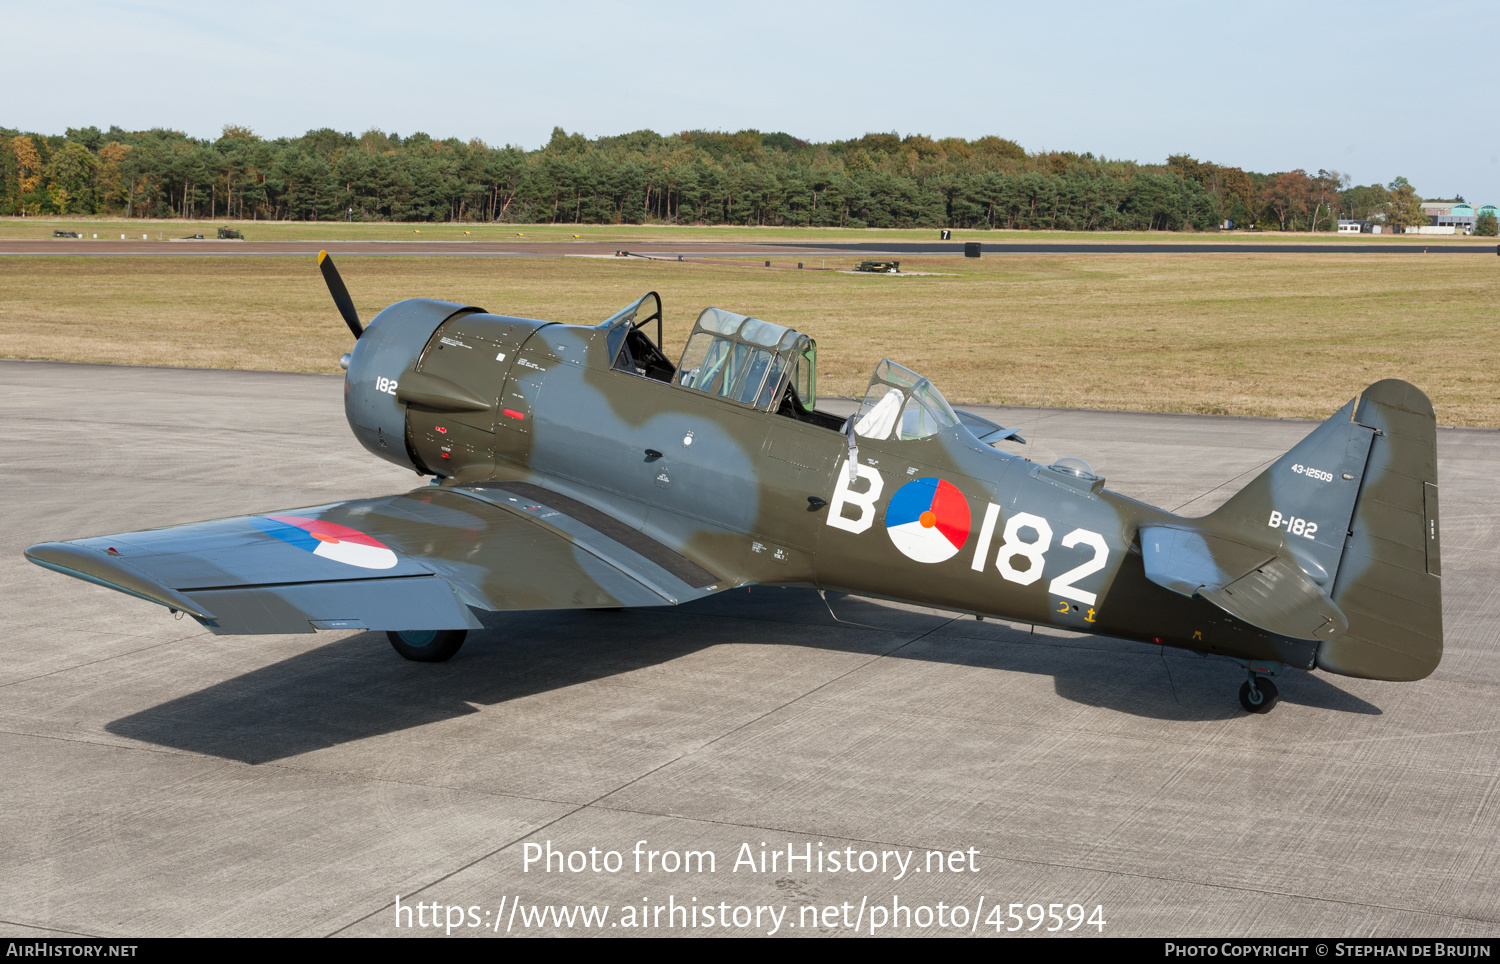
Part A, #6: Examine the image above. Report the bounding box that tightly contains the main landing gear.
[1238,675,1280,714]
[1227,658,1283,714]
[388,629,467,662]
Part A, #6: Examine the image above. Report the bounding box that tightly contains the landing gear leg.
[1238,675,1280,714]
[1227,658,1284,714]
[387,629,467,662]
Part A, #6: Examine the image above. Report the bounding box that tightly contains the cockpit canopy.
[673,308,818,411]
[598,295,984,443]
[854,359,961,441]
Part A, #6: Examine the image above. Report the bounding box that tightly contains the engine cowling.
[343,298,480,472]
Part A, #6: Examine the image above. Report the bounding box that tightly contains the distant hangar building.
[1417,200,1490,234]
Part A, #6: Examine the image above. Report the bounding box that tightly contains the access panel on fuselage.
[408,313,540,474]
[755,418,845,554]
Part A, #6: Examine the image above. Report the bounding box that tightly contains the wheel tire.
[387,629,466,663]
[1238,677,1281,714]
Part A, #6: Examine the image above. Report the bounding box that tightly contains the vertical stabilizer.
[1200,379,1442,681]
[1205,395,1375,590]
[1319,380,1442,681]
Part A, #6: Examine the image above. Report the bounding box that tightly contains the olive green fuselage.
[376,305,1315,672]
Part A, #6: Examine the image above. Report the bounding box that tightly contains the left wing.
[26,482,724,635]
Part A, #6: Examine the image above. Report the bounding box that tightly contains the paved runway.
[4,238,1495,258]
[2,360,1496,938]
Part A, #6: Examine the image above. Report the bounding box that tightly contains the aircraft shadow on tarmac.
[105,588,1379,764]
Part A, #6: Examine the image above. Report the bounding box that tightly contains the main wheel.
[387,629,467,663]
[1238,677,1280,714]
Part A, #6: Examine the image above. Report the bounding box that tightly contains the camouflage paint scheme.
[26,285,1443,702]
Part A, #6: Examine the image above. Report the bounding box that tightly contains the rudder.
[1320,379,1442,681]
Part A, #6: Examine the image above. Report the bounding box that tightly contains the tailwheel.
[387,629,467,663]
[1238,676,1280,714]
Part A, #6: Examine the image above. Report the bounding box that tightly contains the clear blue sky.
[7,0,1498,202]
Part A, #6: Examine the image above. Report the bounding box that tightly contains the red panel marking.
[504,408,525,420]
[930,479,972,548]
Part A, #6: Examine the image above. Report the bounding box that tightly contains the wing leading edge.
[26,483,724,635]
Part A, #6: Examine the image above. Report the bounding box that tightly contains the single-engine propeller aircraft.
[26,253,1443,713]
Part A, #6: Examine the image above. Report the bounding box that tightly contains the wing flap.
[189,576,483,635]
[453,482,721,591]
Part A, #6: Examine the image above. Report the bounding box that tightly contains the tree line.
[0,123,1432,232]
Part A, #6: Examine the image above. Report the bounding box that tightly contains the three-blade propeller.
[318,250,363,340]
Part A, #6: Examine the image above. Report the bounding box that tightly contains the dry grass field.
[1,252,1496,425]
[6,215,1494,245]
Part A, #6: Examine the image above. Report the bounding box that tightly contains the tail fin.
[1205,380,1441,680]
[1322,380,1442,680]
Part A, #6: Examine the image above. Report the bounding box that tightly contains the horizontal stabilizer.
[1140,526,1273,597]
[954,408,1026,445]
[1198,556,1348,641]
[1140,524,1347,640]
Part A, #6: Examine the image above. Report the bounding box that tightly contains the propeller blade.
[317,250,363,339]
